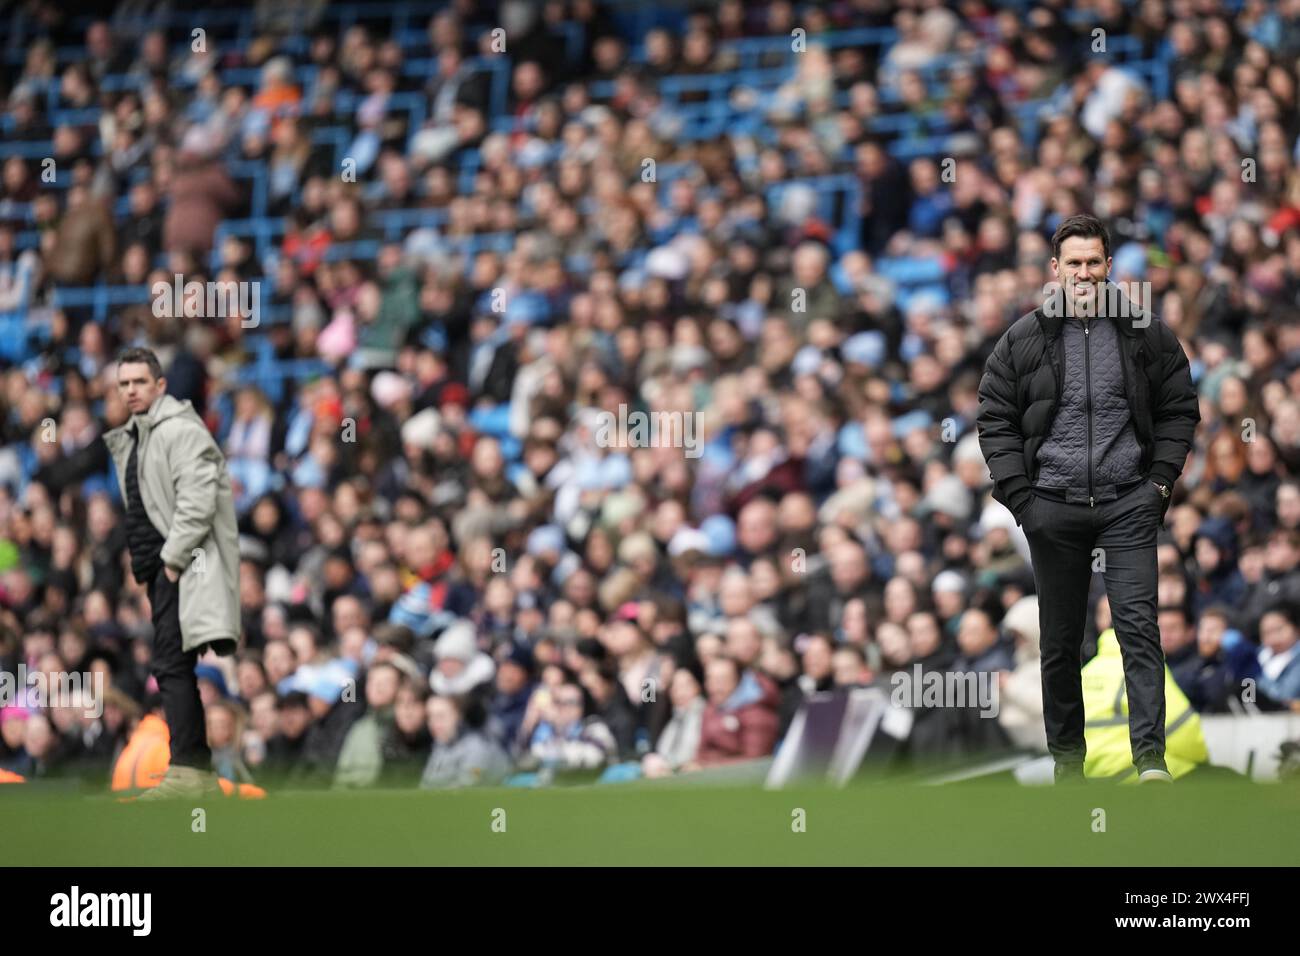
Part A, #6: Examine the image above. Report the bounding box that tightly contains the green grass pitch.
[6,774,1299,866]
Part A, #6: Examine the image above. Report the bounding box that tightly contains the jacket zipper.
[1084,321,1094,507]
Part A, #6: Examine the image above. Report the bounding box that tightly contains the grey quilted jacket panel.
[1034,315,1144,490]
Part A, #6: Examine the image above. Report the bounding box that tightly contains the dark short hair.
[1270,528,1300,550]
[116,347,164,381]
[653,594,686,626]
[1262,600,1300,631]
[1051,214,1111,260]
[277,690,311,711]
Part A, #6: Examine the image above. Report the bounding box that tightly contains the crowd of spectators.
[2,0,1300,790]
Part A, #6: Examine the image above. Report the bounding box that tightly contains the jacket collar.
[143,393,167,422]
[138,393,191,428]
[1033,283,1148,340]
[1035,307,1142,341]
[127,394,167,435]
[106,394,192,448]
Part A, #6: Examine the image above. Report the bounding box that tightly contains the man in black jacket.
[976,214,1200,785]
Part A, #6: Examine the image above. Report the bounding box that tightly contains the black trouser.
[150,566,211,769]
[1020,479,1166,769]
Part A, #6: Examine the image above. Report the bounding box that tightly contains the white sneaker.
[1137,767,1173,783]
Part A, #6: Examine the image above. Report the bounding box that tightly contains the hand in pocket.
[1019,495,1037,529]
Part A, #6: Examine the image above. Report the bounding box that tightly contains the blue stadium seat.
[875,257,946,285]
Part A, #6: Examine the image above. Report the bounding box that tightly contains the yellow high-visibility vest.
[1082,628,1208,782]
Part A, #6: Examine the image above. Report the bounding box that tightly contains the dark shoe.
[1136,755,1173,783]
[1054,762,1086,785]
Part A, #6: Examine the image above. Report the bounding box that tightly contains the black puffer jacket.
[976,304,1200,524]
